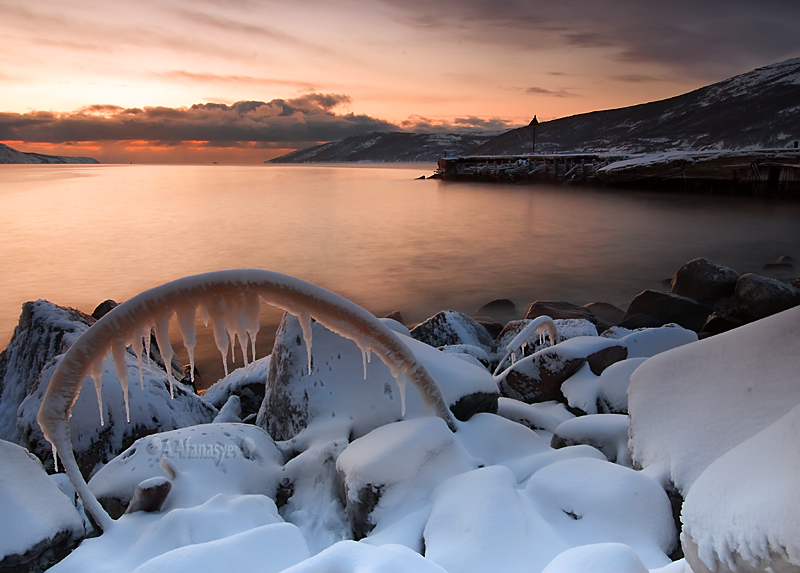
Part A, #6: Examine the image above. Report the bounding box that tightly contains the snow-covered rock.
[0,300,94,445]
[280,540,447,573]
[258,314,499,442]
[49,494,309,573]
[551,414,631,466]
[542,543,651,573]
[203,356,270,421]
[616,324,698,358]
[336,417,479,541]
[628,305,800,495]
[494,318,599,359]
[409,310,495,354]
[88,423,283,517]
[495,398,576,434]
[18,346,217,477]
[0,440,85,571]
[496,336,627,404]
[681,402,800,573]
[561,358,648,414]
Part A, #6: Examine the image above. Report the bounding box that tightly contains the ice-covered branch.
[493,316,558,376]
[37,269,457,531]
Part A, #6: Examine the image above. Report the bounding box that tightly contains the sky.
[1,0,799,163]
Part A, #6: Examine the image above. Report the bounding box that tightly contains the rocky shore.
[0,258,798,573]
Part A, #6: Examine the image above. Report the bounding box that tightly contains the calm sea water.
[2,163,798,385]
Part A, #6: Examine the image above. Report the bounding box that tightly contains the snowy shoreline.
[0,258,798,573]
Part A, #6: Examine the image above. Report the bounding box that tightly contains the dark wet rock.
[383,310,405,324]
[497,337,627,404]
[618,313,662,330]
[0,441,85,572]
[623,290,713,332]
[701,313,745,336]
[475,299,519,324]
[585,344,629,376]
[525,301,597,324]
[475,320,504,340]
[91,299,118,320]
[410,310,495,353]
[670,258,739,305]
[125,477,172,514]
[583,302,625,327]
[734,273,800,321]
[449,392,498,421]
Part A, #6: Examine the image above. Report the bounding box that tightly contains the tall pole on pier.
[529,115,538,155]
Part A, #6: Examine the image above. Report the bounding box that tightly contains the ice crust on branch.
[494,316,558,376]
[37,269,457,532]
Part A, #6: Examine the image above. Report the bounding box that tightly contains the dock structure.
[435,149,800,198]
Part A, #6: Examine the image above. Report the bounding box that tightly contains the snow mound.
[281,540,447,573]
[542,543,650,573]
[49,494,305,573]
[88,423,283,514]
[619,325,697,358]
[203,355,270,419]
[681,402,800,573]
[562,358,647,414]
[628,306,800,493]
[551,414,631,466]
[0,440,85,566]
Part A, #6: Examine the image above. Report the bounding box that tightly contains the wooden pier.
[435,150,800,198]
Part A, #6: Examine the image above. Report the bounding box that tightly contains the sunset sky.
[2,0,799,163]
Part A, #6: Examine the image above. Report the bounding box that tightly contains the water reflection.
[1,164,798,386]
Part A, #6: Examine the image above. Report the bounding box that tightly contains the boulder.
[618,313,661,330]
[525,301,597,324]
[11,303,217,478]
[409,310,495,353]
[551,414,631,466]
[475,319,504,340]
[494,318,599,361]
[383,310,405,324]
[496,337,627,405]
[670,258,739,305]
[336,417,478,540]
[203,357,270,422]
[0,300,94,445]
[734,273,800,321]
[88,423,284,518]
[623,290,713,332]
[257,314,499,442]
[474,299,519,324]
[583,302,625,327]
[0,440,85,571]
[700,312,745,336]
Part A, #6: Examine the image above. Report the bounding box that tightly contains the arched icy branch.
[493,315,558,376]
[37,269,457,532]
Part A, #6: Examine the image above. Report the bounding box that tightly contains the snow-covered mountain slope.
[267,131,496,163]
[0,142,99,164]
[469,58,800,155]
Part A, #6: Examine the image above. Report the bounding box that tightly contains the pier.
[435,149,800,198]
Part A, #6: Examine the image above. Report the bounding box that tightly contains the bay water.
[2,163,798,386]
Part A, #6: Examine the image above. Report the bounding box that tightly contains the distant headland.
[0,142,99,164]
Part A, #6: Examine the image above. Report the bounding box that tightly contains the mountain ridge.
[0,142,99,164]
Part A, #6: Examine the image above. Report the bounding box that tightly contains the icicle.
[111,338,130,423]
[360,347,373,380]
[52,444,58,473]
[176,305,197,384]
[393,369,408,417]
[243,291,261,364]
[199,304,210,328]
[131,330,146,389]
[145,329,152,369]
[89,353,107,426]
[298,311,313,374]
[205,298,230,377]
[154,313,176,398]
